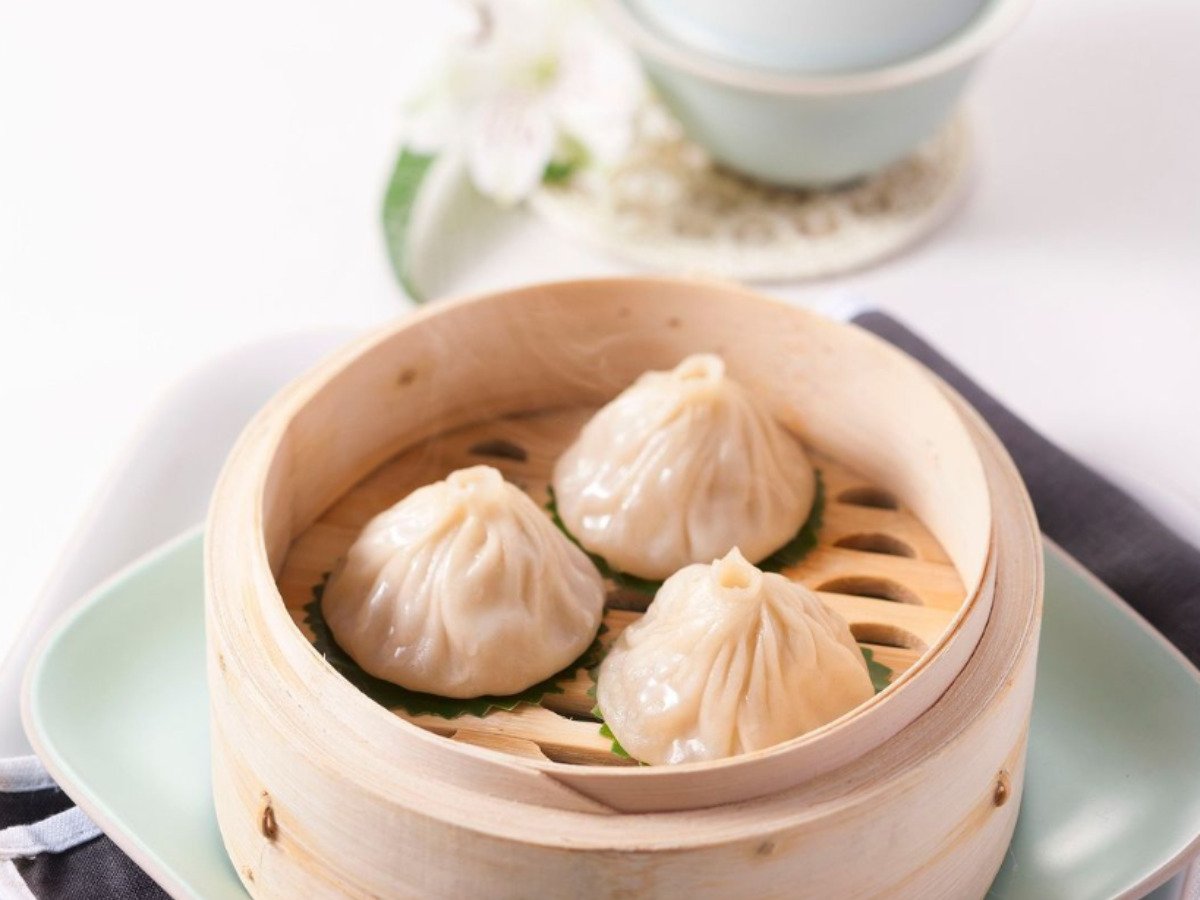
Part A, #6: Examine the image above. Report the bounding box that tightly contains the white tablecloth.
[1,0,1199,669]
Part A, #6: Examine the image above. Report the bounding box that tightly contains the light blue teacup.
[602,0,1030,187]
[625,0,991,74]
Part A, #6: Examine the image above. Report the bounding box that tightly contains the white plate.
[0,329,355,757]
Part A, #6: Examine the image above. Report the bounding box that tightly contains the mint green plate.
[22,529,1200,898]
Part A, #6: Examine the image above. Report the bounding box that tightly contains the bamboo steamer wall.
[205,278,1041,898]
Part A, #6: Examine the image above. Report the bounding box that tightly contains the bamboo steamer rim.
[204,382,1041,900]
[206,276,997,813]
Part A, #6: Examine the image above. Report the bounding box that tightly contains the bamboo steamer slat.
[205,278,1041,898]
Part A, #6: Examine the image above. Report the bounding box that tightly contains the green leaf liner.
[598,721,633,760]
[547,470,826,597]
[381,149,435,303]
[862,646,893,694]
[545,488,664,594]
[586,659,640,763]
[592,645,893,762]
[758,470,826,571]
[304,574,605,720]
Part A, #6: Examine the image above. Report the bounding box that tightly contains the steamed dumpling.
[552,353,815,580]
[596,548,873,764]
[322,465,605,698]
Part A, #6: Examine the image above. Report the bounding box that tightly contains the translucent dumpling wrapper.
[596,548,874,764]
[552,353,815,580]
[322,465,606,698]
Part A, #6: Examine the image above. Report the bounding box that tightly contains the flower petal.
[551,17,645,165]
[401,88,460,154]
[466,91,556,205]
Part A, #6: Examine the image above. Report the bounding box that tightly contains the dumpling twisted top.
[553,353,815,580]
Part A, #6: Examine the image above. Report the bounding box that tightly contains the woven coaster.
[530,112,972,282]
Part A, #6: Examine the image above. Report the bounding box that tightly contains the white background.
[1,0,1199,666]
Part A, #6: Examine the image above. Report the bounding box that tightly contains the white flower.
[402,0,646,206]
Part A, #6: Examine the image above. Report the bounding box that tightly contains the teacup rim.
[599,0,1034,95]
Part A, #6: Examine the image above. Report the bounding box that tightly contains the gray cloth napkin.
[856,311,1200,666]
[0,760,165,899]
[2,311,1196,899]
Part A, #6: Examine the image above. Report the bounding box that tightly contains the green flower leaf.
[542,135,588,186]
[542,159,578,185]
[546,470,826,597]
[381,149,435,303]
[861,646,893,694]
[304,574,605,719]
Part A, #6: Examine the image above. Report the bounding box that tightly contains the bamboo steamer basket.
[205,277,1042,898]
